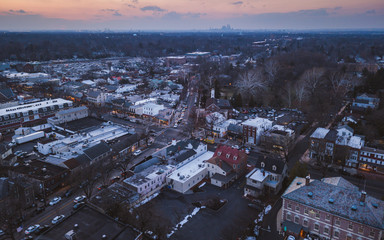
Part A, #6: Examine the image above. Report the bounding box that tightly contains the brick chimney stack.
[305,175,310,186]
[360,191,367,203]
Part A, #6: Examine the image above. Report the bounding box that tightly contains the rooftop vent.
[296,182,302,185]
[328,198,334,204]
[351,205,357,211]
[372,203,378,208]
[307,192,313,198]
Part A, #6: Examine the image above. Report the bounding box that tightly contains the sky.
[0,0,384,31]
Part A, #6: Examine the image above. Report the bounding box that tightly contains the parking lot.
[138,179,260,240]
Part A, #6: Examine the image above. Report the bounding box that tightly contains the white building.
[143,103,165,116]
[242,117,273,145]
[124,165,175,196]
[47,106,88,125]
[166,151,214,193]
[87,90,107,105]
[116,84,137,94]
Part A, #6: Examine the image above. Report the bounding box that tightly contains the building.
[242,117,273,145]
[143,103,165,117]
[206,145,248,188]
[115,84,137,93]
[47,106,88,125]
[309,126,364,167]
[87,90,107,105]
[123,164,174,197]
[244,157,288,198]
[8,159,70,194]
[281,176,384,240]
[205,94,233,119]
[36,205,142,240]
[167,151,214,193]
[0,98,73,132]
[0,143,16,166]
[260,125,295,155]
[352,93,380,111]
[358,147,384,174]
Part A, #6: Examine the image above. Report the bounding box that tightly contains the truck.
[204,137,215,144]
[13,131,45,145]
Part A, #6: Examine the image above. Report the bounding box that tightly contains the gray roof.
[83,142,111,160]
[324,129,338,142]
[166,139,200,155]
[282,177,384,230]
[133,157,161,173]
[254,157,286,175]
[227,124,242,134]
[56,106,88,116]
[175,149,197,163]
[88,90,102,98]
[211,171,236,184]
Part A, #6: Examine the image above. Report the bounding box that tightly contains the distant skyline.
[1,0,384,31]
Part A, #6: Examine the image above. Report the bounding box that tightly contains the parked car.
[25,224,40,235]
[52,215,65,224]
[287,235,296,240]
[248,203,263,211]
[110,176,120,183]
[34,225,50,235]
[49,197,61,206]
[0,229,4,236]
[232,145,240,149]
[73,195,86,203]
[64,189,74,198]
[245,148,250,154]
[133,150,142,156]
[73,202,85,210]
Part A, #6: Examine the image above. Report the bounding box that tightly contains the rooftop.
[10,159,68,181]
[310,127,330,139]
[246,168,269,182]
[283,177,384,230]
[124,164,174,186]
[242,117,273,128]
[168,151,214,183]
[0,98,72,116]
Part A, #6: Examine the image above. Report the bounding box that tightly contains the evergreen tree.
[248,95,255,108]
[214,80,221,99]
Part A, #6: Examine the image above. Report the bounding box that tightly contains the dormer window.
[217,152,221,156]
[233,156,238,161]
[226,154,230,158]
[272,165,277,171]
[261,162,265,168]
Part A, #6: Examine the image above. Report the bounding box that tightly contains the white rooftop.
[242,117,273,128]
[348,136,363,149]
[248,169,270,182]
[310,127,329,139]
[0,98,72,116]
[168,151,214,183]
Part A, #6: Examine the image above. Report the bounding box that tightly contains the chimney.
[360,191,367,203]
[262,170,265,176]
[305,175,310,186]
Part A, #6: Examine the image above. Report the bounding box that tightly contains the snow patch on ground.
[198,182,206,188]
[167,207,202,238]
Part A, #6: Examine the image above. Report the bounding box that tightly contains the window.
[303,219,308,227]
[272,165,277,171]
[315,212,320,219]
[287,203,292,209]
[314,223,319,231]
[335,219,340,226]
[226,154,230,158]
[233,156,238,160]
[261,162,265,168]
[294,216,299,224]
[304,208,309,215]
[348,222,353,230]
[325,214,330,221]
[324,227,329,235]
[217,152,221,156]
[233,164,236,169]
[286,213,291,221]
[369,230,375,237]
[334,231,339,238]
[358,226,364,234]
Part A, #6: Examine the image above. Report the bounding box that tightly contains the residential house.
[260,125,295,156]
[0,143,16,166]
[47,106,89,125]
[143,103,165,117]
[206,145,248,188]
[352,93,380,111]
[87,90,107,106]
[358,147,384,174]
[281,176,384,240]
[244,156,288,198]
[205,89,233,118]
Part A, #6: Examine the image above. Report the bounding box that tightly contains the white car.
[173,124,178,128]
[287,236,296,240]
[232,145,240,149]
[245,148,250,154]
[52,215,65,224]
[133,150,142,156]
[49,197,62,206]
[74,195,86,203]
[25,224,40,235]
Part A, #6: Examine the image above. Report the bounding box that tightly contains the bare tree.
[301,67,325,96]
[0,193,24,240]
[264,58,280,83]
[236,68,270,96]
[295,79,308,106]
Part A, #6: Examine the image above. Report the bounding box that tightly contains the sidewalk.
[276,207,282,233]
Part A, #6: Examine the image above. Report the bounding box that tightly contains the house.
[205,88,233,118]
[244,156,288,198]
[0,143,16,166]
[123,164,174,197]
[143,103,165,117]
[206,145,248,188]
[281,176,384,240]
[47,106,89,125]
[242,117,273,145]
[87,90,107,105]
[352,93,380,111]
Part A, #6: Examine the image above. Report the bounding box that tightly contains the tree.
[214,80,221,99]
[236,69,270,97]
[289,162,308,181]
[301,67,325,96]
[0,191,25,240]
[264,58,280,83]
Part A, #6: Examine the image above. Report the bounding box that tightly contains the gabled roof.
[83,142,111,160]
[310,127,329,139]
[63,158,81,170]
[206,157,233,173]
[324,129,338,142]
[75,154,91,165]
[254,156,286,175]
[206,98,232,109]
[283,177,384,230]
[211,145,247,166]
[175,149,197,163]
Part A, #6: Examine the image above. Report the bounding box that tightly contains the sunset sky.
[1,0,384,31]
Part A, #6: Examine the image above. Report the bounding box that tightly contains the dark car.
[97,185,108,191]
[73,202,85,210]
[34,225,50,235]
[248,203,263,211]
[64,189,74,198]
